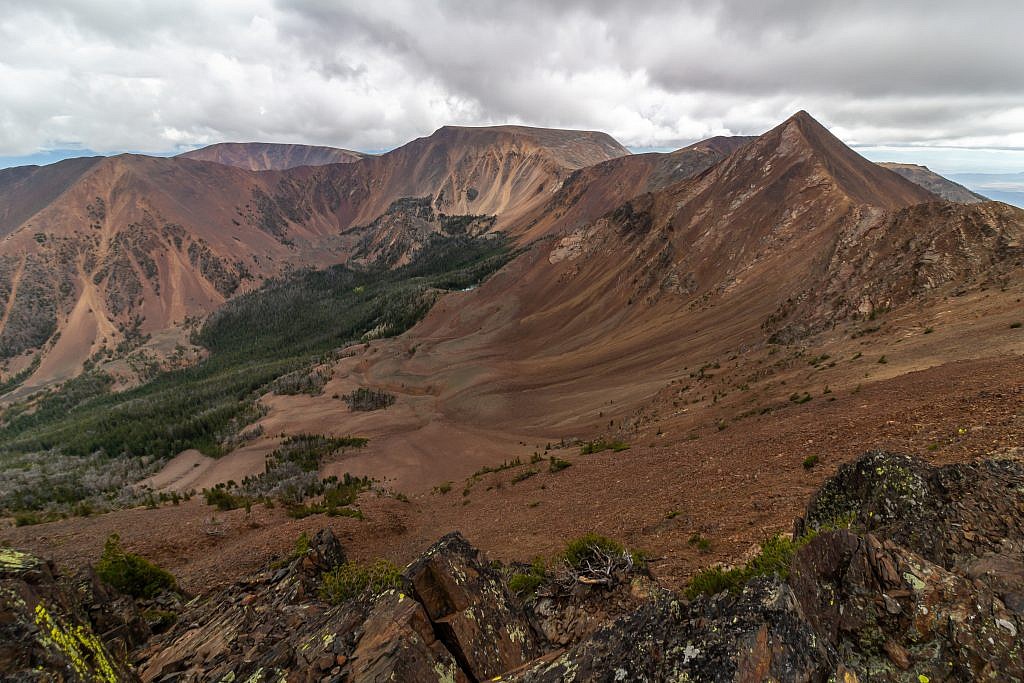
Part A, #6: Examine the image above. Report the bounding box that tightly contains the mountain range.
[1,113,1011,398]
[2,109,1024,681]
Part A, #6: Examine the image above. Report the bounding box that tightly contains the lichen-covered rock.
[404,531,543,680]
[134,528,360,682]
[0,547,138,682]
[514,578,839,682]
[797,450,1024,571]
[529,575,661,648]
[348,590,469,683]
[791,529,1024,681]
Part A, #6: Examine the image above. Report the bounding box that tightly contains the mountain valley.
[2,111,1023,682]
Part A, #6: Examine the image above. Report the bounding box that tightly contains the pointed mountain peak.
[732,110,938,208]
[784,109,817,125]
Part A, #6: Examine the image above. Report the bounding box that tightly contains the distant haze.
[0,1,1022,176]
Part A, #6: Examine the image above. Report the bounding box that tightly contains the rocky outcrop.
[515,578,839,682]
[134,528,366,682]
[791,530,1023,681]
[8,450,1024,681]
[404,532,543,679]
[0,548,139,682]
[798,449,1024,572]
[135,529,542,682]
[789,451,1024,681]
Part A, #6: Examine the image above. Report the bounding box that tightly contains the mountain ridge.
[178,141,366,170]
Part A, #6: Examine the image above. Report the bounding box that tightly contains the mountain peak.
[739,110,937,208]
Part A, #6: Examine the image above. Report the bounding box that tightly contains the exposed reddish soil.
[5,339,1022,597]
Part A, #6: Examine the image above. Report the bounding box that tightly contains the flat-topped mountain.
[178,142,366,170]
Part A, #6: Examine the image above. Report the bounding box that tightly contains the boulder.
[514,578,839,682]
[404,531,543,680]
[348,590,469,683]
[0,547,139,682]
[791,529,1024,681]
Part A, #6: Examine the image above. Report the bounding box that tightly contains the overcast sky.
[1,0,1023,172]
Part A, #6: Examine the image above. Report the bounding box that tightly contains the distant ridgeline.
[0,232,513,515]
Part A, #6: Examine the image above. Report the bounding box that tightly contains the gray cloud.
[0,0,1021,161]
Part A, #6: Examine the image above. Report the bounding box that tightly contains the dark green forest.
[0,233,513,463]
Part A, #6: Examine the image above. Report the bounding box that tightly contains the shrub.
[562,533,646,570]
[472,458,523,477]
[802,454,820,470]
[1011,322,1022,329]
[511,469,538,484]
[508,557,547,596]
[320,559,402,604]
[548,457,571,473]
[580,438,630,455]
[685,533,802,599]
[563,533,625,568]
[687,532,712,553]
[96,534,177,598]
[203,486,249,511]
[433,482,453,495]
[327,506,364,519]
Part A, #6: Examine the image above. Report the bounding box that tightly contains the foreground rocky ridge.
[3,450,1022,681]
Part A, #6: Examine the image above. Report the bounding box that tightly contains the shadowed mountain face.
[178,142,366,170]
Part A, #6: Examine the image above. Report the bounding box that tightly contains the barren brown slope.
[877,162,986,203]
[226,111,1019,495]
[0,126,630,390]
[318,124,631,232]
[0,154,319,390]
[513,135,754,243]
[0,157,103,239]
[178,142,366,170]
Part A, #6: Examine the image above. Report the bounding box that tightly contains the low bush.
[203,486,250,511]
[96,534,177,598]
[685,534,802,599]
[580,438,630,455]
[508,557,547,596]
[687,532,712,553]
[511,469,538,484]
[320,559,402,604]
[562,533,645,570]
[548,457,571,473]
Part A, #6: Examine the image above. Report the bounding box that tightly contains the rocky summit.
[2,450,1022,682]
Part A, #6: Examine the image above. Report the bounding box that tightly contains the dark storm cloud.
[0,0,1021,162]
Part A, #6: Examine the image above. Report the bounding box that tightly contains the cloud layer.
[1,0,1022,161]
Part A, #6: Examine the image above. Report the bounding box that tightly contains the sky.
[1,0,1023,175]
